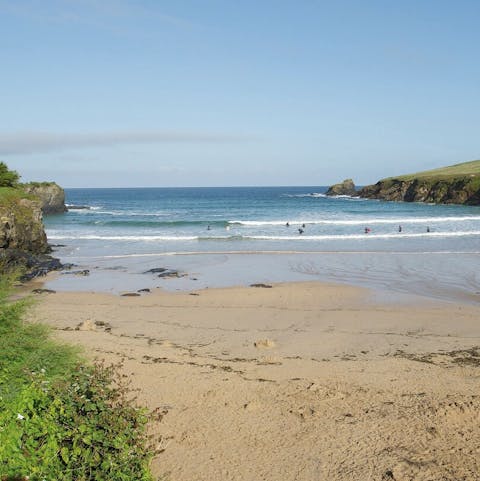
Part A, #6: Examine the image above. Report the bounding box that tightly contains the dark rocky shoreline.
[0,247,69,282]
[327,161,480,205]
[357,176,480,205]
[1,180,69,281]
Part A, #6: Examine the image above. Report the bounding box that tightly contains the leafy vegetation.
[0,162,20,188]
[0,274,156,481]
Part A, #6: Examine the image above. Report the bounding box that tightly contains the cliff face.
[0,194,49,253]
[0,190,65,280]
[358,176,480,205]
[325,179,357,196]
[23,182,67,215]
[0,162,66,279]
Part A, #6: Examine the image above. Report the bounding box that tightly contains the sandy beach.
[29,281,480,481]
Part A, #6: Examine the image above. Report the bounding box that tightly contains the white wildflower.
[17,413,25,420]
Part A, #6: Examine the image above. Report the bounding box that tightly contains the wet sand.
[29,282,480,481]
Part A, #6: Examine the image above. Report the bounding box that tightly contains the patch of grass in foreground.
[0,275,79,401]
[0,273,155,481]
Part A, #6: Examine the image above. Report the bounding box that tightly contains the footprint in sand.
[254,339,276,349]
[243,401,261,412]
[75,319,96,331]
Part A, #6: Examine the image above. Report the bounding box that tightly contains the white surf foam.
[48,235,198,241]
[229,216,480,226]
[47,230,480,242]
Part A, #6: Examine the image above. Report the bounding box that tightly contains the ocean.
[43,186,480,302]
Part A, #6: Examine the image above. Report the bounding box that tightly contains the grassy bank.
[0,274,155,481]
[391,159,480,181]
[0,187,28,203]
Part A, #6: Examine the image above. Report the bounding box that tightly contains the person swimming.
[398,225,402,233]
[364,227,371,234]
[286,222,290,227]
[298,228,304,234]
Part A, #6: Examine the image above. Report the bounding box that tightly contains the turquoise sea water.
[44,187,480,302]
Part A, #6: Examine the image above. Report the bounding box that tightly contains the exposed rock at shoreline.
[61,269,90,276]
[23,182,67,214]
[325,179,357,196]
[0,248,65,281]
[357,160,480,205]
[1,185,65,280]
[144,267,184,278]
[358,176,480,204]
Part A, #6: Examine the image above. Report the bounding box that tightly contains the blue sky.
[1,0,479,187]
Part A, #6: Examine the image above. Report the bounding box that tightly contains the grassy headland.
[359,159,480,204]
[391,159,480,181]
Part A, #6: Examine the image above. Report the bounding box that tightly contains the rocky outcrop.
[358,176,480,205]
[0,190,65,280]
[326,179,357,196]
[23,182,67,215]
[0,248,64,281]
[0,196,49,253]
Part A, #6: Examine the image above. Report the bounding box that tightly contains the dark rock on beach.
[145,267,170,274]
[32,288,56,294]
[250,283,273,288]
[61,269,90,276]
[0,248,66,282]
[60,263,76,270]
[144,267,184,278]
[121,292,141,297]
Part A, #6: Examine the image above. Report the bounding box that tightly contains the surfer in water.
[364,227,371,234]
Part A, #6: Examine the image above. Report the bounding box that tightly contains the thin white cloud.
[0,131,255,155]
[67,0,194,29]
[0,0,196,31]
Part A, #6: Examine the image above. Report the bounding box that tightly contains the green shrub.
[0,275,156,481]
[0,363,153,481]
[0,162,20,188]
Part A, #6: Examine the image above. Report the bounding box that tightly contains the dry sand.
[29,282,480,481]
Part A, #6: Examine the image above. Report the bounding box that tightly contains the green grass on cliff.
[0,187,20,202]
[388,159,480,182]
[0,187,35,203]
